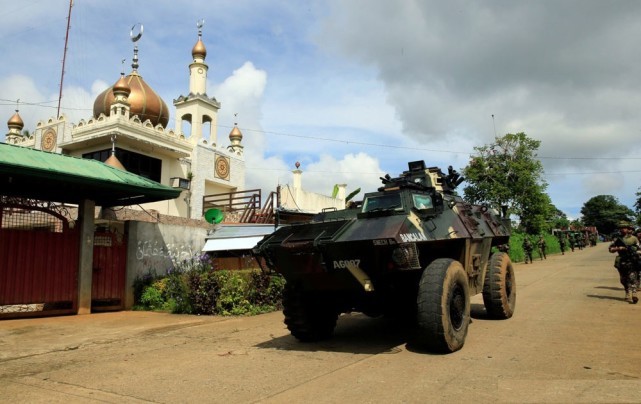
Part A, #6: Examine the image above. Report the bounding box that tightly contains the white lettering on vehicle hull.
[400,232,427,243]
[333,259,361,269]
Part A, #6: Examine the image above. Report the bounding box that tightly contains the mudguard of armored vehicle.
[253,160,514,353]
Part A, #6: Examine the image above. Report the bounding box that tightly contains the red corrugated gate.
[0,202,79,319]
[91,231,127,311]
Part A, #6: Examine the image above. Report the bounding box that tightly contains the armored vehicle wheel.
[282,283,338,342]
[415,258,470,353]
[482,252,516,319]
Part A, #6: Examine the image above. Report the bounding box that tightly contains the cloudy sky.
[2,0,641,219]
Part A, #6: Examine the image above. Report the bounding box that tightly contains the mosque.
[4,24,249,222]
[4,21,347,225]
[0,22,352,316]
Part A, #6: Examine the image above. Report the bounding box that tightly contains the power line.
[225,124,641,161]
[0,98,58,106]
[544,170,641,176]
[245,166,641,178]
[246,166,385,175]
[0,99,92,111]
[3,98,641,162]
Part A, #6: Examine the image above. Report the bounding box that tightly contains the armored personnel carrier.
[253,160,514,353]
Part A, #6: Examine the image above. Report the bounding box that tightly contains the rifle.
[612,237,641,265]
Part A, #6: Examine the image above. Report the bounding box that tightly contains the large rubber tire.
[415,258,470,353]
[482,252,516,319]
[282,283,338,342]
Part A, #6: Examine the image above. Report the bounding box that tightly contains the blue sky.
[2,0,641,220]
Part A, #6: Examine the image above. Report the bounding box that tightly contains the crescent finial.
[130,23,143,43]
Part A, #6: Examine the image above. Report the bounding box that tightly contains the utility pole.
[57,0,73,118]
[491,114,497,138]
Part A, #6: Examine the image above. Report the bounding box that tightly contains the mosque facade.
[4,25,244,221]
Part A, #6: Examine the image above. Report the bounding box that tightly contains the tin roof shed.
[0,143,180,206]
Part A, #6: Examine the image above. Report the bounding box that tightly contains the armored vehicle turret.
[253,160,514,353]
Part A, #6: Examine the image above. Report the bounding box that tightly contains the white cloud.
[315,0,641,215]
[212,61,267,152]
[0,75,51,138]
[300,153,384,200]
[5,1,641,219]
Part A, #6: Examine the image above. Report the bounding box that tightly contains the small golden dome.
[192,38,207,59]
[229,125,243,141]
[7,110,24,130]
[113,73,131,97]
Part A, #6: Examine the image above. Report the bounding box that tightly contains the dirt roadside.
[2,244,641,403]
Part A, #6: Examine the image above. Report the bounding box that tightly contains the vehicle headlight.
[391,244,420,269]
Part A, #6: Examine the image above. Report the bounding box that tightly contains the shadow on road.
[255,313,409,355]
[594,286,623,291]
[587,285,625,301]
[587,294,625,302]
[256,305,497,356]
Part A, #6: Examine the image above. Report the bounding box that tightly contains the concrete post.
[77,199,95,314]
[124,221,137,310]
[292,169,302,189]
[292,169,302,207]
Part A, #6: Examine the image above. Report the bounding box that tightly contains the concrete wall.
[279,185,346,213]
[124,221,208,309]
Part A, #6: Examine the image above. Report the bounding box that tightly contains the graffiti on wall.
[136,240,195,262]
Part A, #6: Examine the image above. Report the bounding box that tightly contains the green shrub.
[248,270,285,312]
[140,285,164,310]
[133,270,159,308]
[215,270,252,315]
[508,232,561,263]
[132,253,285,316]
[165,265,193,314]
[136,278,172,311]
[187,270,222,315]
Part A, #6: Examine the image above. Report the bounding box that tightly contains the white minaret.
[174,19,221,144]
[189,19,208,95]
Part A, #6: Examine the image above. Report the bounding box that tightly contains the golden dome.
[192,38,207,59]
[7,110,24,130]
[229,125,242,141]
[112,73,131,97]
[93,71,169,127]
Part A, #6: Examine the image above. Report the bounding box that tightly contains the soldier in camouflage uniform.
[609,221,641,304]
[558,232,566,255]
[537,236,547,260]
[522,236,534,264]
[569,234,575,252]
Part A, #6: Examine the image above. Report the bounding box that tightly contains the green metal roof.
[0,143,181,206]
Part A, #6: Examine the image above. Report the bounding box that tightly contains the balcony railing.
[202,189,276,223]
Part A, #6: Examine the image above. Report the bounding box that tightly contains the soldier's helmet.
[617,220,634,229]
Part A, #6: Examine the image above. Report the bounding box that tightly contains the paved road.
[2,244,641,403]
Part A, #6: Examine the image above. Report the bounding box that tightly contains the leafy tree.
[634,188,641,225]
[569,218,583,229]
[519,191,552,234]
[332,185,361,205]
[548,204,571,230]
[462,132,549,233]
[345,188,361,203]
[580,195,634,235]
